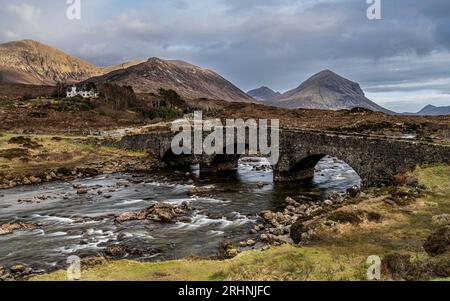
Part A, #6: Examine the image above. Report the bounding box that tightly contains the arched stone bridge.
[117,128,450,187]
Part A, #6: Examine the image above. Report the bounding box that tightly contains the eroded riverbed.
[0,156,360,272]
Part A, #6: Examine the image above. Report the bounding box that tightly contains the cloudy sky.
[1,0,450,112]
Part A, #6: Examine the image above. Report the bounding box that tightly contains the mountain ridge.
[247,86,281,102]
[0,39,144,85]
[273,70,393,114]
[87,57,255,103]
[413,105,450,116]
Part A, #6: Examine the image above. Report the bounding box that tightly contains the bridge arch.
[283,154,362,186]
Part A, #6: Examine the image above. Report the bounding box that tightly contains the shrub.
[423,226,450,256]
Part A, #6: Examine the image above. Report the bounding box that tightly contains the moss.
[328,211,362,225]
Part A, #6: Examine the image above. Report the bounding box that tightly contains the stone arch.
[161,147,195,168]
[276,153,363,185]
[206,142,252,171]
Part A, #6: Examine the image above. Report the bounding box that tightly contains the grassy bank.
[0,133,153,189]
[33,164,450,281]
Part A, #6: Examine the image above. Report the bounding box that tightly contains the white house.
[66,85,98,99]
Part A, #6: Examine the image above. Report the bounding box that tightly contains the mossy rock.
[218,240,240,259]
[423,226,450,256]
[328,211,362,225]
[290,220,307,244]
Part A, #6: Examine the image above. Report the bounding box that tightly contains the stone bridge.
[117,128,450,187]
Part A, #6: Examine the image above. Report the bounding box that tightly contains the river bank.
[0,152,362,280]
[0,134,154,190]
[29,164,450,281]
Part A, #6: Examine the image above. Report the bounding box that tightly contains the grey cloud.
[0,0,449,111]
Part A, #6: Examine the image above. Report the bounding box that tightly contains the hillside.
[87,58,255,103]
[274,70,392,114]
[0,39,142,85]
[247,86,281,102]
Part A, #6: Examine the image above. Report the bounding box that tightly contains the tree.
[53,82,66,98]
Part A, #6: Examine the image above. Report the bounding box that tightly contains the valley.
[0,38,449,282]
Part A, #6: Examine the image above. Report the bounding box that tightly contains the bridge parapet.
[117,129,450,187]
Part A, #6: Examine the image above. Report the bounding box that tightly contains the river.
[0,156,360,272]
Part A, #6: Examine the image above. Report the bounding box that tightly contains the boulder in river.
[0,223,36,236]
[115,202,191,224]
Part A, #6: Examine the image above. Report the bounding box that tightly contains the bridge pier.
[117,128,450,188]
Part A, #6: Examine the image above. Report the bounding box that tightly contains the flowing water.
[0,156,360,272]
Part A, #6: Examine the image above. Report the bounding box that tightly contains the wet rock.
[77,168,99,177]
[115,212,139,223]
[56,167,72,176]
[328,192,343,203]
[117,232,132,241]
[104,244,158,259]
[187,186,214,196]
[10,264,31,276]
[29,176,39,184]
[0,222,36,236]
[285,197,297,206]
[346,186,360,198]
[77,188,88,195]
[323,200,333,206]
[286,205,296,212]
[219,240,240,259]
[0,267,13,281]
[246,239,256,247]
[290,220,307,244]
[258,210,291,227]
[423,226,450,257]
[115,202,191,224]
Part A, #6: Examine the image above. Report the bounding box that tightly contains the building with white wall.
[66,86,98,98]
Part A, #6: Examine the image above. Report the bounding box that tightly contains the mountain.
[273,70,392,114]
[88,58,255,103]
[0,39,143,85]
[247,86,281,102]
[415,105,450,116]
